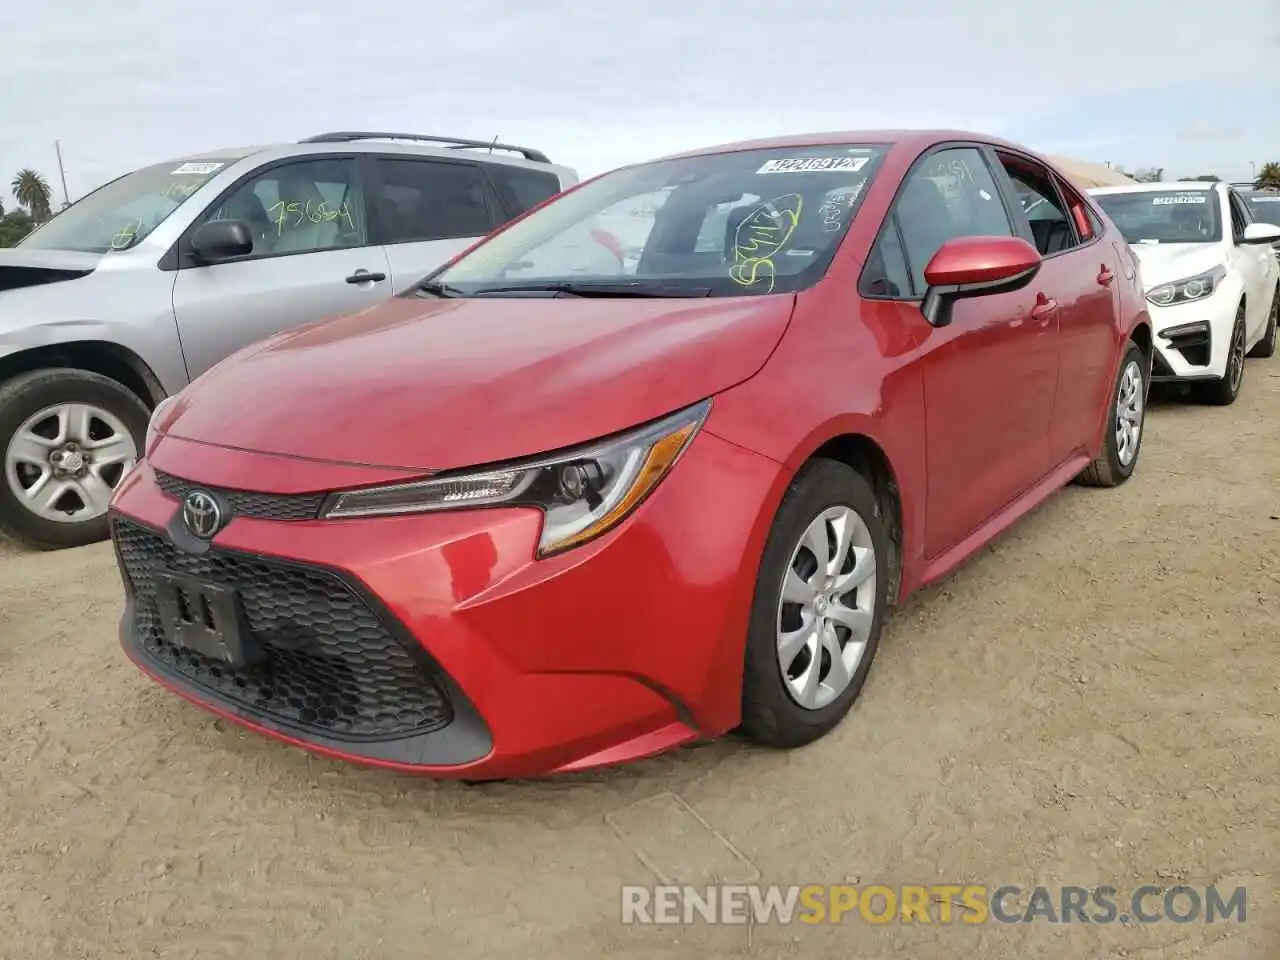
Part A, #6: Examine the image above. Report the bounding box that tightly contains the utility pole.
[1250,160,1257,181]
[54,140,71,208]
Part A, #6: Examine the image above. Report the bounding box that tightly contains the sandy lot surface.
[1,368,1277,960]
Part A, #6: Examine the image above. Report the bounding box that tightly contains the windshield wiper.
[469,281,712,298]
[414,279,463,298]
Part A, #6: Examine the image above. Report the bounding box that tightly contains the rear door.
[170,155,391,379]
[988,148,1118,463]
[365,156,503,293]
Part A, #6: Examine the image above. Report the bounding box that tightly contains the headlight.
[319,399,711,557]
[144,395,178,455]
[1145,265,1226,306]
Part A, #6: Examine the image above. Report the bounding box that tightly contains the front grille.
[154,470,325,521]
[113,517,453,740]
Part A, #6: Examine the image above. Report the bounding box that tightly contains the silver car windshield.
[19,158,240,254]
[431,144,889,297]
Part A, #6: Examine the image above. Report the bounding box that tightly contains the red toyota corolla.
[109,130,1151,779]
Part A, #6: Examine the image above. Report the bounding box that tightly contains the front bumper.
[1147,295,1237,383]
[109,430,781,779]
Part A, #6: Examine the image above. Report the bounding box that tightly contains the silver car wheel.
[3,402,138,524]
[776,505,878,710]
[1115,358,1144,468]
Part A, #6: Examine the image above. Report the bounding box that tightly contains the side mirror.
[920,236,1043,328]
[1241,222,1280,244]
[190,219,254,263]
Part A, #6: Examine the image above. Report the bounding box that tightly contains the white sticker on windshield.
[1151,194,1207,205]
[1252,196,1280,202]
[171,162,223,176]
[757,156,869,175]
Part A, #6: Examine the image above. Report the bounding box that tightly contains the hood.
[0,248,101,293]
[162,293,797,472]
[1128,242,1222,288]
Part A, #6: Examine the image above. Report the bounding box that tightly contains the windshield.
[430,144,889,297]
[1092,189,1221,244]
[1241,191,1280,226]
[18,158,239,254]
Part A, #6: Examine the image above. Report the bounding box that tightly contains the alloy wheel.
[1114,359,1144,468]
[3,403,138,524]
[776,505,878,710]
[1227,322,1246,393]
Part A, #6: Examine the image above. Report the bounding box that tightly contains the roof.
[1088,181,1222,195]
[655,129,1035,162]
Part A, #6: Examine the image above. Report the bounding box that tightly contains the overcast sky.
[2,0,1278,207]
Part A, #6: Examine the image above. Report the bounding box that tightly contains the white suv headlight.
[320,400,711,557]
[1145,265,1226,306]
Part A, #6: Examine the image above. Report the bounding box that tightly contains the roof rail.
[298,131,550,163]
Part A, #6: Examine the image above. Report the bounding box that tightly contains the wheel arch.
[768,429,906,607]
[0,341,166,410]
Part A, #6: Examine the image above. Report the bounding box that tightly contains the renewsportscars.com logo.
[621,884,1248,926]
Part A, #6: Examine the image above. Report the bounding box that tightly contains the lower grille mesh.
[112,517,452,740]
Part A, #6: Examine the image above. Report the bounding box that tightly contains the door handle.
[1097,265,1115,286]
[1030,293,1059,323]
[346,269,387,284]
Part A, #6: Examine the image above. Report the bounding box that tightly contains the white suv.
[0,132,577,549]
[1089,181,1280,405]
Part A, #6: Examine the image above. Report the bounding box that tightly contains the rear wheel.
[0,368,148,550]
[739,459,890,749]
[1193,307,1246,406]
[1076,341,1147,488]
[1246,285,1277,359]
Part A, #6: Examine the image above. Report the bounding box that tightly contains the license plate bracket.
[153,572,261,668]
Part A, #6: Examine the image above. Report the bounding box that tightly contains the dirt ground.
[1,368,1277,960]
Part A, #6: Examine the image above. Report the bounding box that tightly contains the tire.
[1246,285,1277,359]
[739,458,890,749]
[1076,341,1147,488]
[0,368,150,551]
[1193,306,1247,406]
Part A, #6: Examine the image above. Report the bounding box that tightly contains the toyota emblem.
[182,490,222,540]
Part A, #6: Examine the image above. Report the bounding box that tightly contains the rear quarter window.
[488,165,563,218]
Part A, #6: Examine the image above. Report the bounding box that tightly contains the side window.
[1055,176,1097,243]
[861,216,913,298]
[1228,191,1247,242]
[996,154,1078,256]
[894,147,1014,293]
[201,157,366,258]
[371,159,496,244]
[487,165,562,218]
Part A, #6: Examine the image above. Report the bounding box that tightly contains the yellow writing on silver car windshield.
[267,199,357,236]
[729,194,803,294]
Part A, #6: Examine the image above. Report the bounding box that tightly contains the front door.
[1227,189,1277,344]
[171,156,392,380]
[885,146,1059,558]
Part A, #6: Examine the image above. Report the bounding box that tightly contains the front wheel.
[738,459,890,749]
[1076,341,1147,488]
[0,368,149,550]
[1193,308,1246,406]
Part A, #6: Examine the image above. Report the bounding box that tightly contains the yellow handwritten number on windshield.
[729,194,803,293]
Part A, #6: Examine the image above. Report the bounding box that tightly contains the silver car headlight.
[319,399,711,557]
[1145,265,1226,307]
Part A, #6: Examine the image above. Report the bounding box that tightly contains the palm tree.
[11,168,52,223]
[1255,162,1280,191]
